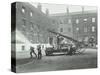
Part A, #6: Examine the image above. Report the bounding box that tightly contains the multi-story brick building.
[50,8,73,44]
[50,8,97,45]
[11,2,57,58]
[71,11,97,44]
[16,2,57,44]
[11,2,97,58]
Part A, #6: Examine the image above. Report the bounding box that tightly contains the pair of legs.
[68,48,73,55]
[30,51,37,58]
[38,52,42,59]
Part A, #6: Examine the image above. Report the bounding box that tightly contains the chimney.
[45,8,49,16]
[37,3,42,11]
[82,6,84,14]
[66,7,69,15]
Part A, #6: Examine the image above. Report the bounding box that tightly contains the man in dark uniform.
[30,47,37,58]
[37,45,42,59]
[68,44,73,56]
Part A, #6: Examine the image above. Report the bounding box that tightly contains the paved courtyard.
[16,48,97,73]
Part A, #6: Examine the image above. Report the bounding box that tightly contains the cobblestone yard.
[16,48,97,73]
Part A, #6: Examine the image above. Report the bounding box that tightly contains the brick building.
[11,2,57,58]
[50,8,97,45]
[71,11,97,44]
[50,8,73,44]
[16,2,57,44]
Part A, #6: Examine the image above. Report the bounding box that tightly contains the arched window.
[30,11,33,17]
[21,6,25,13]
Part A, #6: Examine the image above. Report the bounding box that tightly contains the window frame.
[92,18,96,23]
[76,19,79,24]
[30,11,33,17]
[92,26,95,32]
[21,6,25,14]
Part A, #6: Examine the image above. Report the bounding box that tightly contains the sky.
[30,2,97,14]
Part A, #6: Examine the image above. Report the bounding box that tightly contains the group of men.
[30,45,42,59]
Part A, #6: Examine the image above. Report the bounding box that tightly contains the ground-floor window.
[22,45,25,51]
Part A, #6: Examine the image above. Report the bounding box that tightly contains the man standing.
[30,47,37,58]
[68,45,73,55]
[37,45,42,59]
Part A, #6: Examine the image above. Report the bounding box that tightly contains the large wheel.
[45,52,52,56]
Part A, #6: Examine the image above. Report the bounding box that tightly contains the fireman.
[30,47,37,58]
[68,44,73,55]
[37,45,42,59]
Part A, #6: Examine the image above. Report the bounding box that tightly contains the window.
[22,19,26,27]
[22,45,25,51]
[84,27,87,32]
[76,27,79,31]
[30,11,33,17]
[68,28,71,32]
[30,22,34,30]
[64,19,67,24]
[60,19,63,24]
[68,19,71,23]
[91,36,94,39]
[84,18,87,22]
[76,19,79,24]
[60,28,63,32]
[36,25,40,33]
[92,26,95,32]
[84,36,89,42]
[22,7,25,13]
[92,18,95,22]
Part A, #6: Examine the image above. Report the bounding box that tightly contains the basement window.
[22,45,25,51]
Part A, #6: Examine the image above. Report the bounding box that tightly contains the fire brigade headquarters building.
[50,10,97,44]
[11,2,97,59]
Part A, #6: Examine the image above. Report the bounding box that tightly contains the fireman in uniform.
[30,47,37,58]
[68,44,75,55]
[37,45,42,59]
